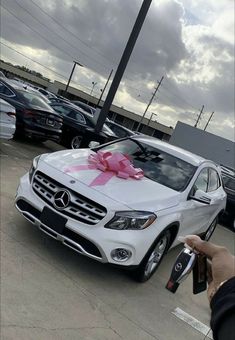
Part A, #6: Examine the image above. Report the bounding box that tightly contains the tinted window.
[208,169,220,192]
[18,90,53,111]
[193,168,209,192]
[98,139,196,191]
[52,105,86,123]
[107,123,129,138]
[67,110,86,124]
[0,82,15,97]
[52,105,70,115]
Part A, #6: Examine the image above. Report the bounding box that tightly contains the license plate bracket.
[40,207,67,234]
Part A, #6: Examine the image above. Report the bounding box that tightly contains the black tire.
[132,230,171,282]
[202,216,218,241]
[70,135,83,149]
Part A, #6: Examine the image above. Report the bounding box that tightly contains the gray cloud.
[0,0,234,140]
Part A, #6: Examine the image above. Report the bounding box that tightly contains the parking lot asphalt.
[1,139,234,340]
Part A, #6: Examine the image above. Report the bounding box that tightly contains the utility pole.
[64,60,83,96]
[96,69,113,107]
[194,105,204,128]
[95,0,153,132]
[204,111,214,131]
[136,76,164,131]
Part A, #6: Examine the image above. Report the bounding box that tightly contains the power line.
[0,42,96,93]
[137,76,164,131]
[1,5,76,61]
[28,0,116,68]
[11,0,111,73]
[1,3,203,113]
[1,42,68,80]
[161,81,199,111]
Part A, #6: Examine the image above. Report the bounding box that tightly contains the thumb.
[183,235,222,259]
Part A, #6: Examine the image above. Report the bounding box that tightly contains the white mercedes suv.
[15,136,227,281]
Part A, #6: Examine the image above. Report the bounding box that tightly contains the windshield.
[19,90,53,111]
[84,113,116,136]
[97,139,196,191]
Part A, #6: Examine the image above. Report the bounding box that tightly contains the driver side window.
[193,168,209,193]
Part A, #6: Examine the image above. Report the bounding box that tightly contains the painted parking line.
[2,142,13,147]
[172,307,213,339]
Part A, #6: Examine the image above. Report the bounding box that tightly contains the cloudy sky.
[0,0,234,140]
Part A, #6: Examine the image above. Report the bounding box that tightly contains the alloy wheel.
[71,136,82,149]
[144,235,168,278]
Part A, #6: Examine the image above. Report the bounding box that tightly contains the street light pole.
[96,69,113,107]
[95,0,153,133]
[64,60,83,96]
[147,112,157,126]
[87,81,98,105]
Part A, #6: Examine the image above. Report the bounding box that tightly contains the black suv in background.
[0,78,63,142]
[221,165,235,229]
[50,102,117,149]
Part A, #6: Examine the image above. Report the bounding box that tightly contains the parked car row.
[0,77,121,147]
[0,78,63,142]
[0,76,143,147]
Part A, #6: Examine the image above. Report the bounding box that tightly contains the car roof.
[131,135,212,166]
[220,165,235,177]
[0,78,30,91]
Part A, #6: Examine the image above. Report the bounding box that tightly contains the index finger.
[182,235,223,259]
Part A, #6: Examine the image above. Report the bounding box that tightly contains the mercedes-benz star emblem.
[53,189,70,210]
[175,262,183,272]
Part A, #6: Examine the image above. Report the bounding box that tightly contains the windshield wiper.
[131,139,149,156]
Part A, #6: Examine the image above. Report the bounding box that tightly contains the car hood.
[42,149,181,211]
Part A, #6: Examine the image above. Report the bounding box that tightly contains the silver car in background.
[0,98,16,139]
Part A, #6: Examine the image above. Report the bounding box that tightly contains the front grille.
[63,228,102,257]
[16,199,102,258]
[32,171,107,225]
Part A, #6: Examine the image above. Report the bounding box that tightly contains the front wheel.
[70,135,83,149]
[132,230,171,282]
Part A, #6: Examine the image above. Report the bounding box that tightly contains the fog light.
[111,248,132,262]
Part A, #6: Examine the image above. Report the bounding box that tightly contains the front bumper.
[15,173,154,267]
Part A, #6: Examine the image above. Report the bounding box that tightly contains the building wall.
[170,121,235,168]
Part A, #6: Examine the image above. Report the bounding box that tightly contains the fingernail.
[178,236,186,243]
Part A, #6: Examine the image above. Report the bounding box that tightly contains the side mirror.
[89,141,100,148]
[189,189,211,205]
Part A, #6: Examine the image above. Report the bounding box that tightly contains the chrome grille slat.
[32,171,107,225]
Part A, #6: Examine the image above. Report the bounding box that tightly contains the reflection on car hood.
[42,149,181,211]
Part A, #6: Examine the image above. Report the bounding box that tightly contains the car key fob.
[166,247,197,293]
[192,254,207,294]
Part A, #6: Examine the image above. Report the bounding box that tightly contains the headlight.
[29,155,41,182]
[105,211,156,230]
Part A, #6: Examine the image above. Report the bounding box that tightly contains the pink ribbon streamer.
[64,151,144,187]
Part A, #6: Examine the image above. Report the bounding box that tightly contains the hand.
[183,235,235,302]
